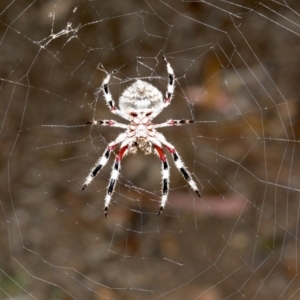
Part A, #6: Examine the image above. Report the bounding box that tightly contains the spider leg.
[153,144,170,216]
[150,56,175,120]
[104,144,129,217]
[154,132,201,198]
[153,119,194,129]
[162,55,175,104]
[87,119,127,129]
[102,72,131,121]
[81,132,127,190]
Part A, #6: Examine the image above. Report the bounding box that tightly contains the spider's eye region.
[146,112,152,116]
[130,112,137,117]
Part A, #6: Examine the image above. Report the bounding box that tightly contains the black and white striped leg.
[150,57,176,120]
[154,145,170,216]
[102,72,116,110]
[104,145,128,217]
[102,72,130,121]
[154,119,194,129]
[87,119,127,129]
[154,132,201,197]
[168,147,201,198]
[81,133,127,191]
[162,55,175,104]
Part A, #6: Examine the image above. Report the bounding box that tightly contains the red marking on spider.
[108,145,117,151]
[154,145,167,161]
[116,145,128,162]
[165,146,175,154]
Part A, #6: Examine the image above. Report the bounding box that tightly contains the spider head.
[119,80,163,116]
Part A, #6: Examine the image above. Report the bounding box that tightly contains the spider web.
[1,0,300,299]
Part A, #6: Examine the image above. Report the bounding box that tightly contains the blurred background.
[1,0,300,299]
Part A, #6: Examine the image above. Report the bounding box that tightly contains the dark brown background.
[1,0,300,299]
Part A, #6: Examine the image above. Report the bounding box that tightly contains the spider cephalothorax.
[82,56,201,217]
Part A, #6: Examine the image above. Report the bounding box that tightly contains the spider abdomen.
[119,80,163,114]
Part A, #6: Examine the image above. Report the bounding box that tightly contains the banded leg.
[81,133,127,190]
[154,132,201,198]
[104,145,128,217]
[87,119,127,129]
[168,147,201,198]
[154,144,170,216]
[151,56,175,120]
[153,119,194,129]
[102,72,131,121]
[163,55,175,104]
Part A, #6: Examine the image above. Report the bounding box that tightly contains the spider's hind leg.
[101,71,130,121]
[162,55,175,104]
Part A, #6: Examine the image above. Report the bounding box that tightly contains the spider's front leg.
[168,146,201,198]
[104,143,129,217]
[153,144,170,216]
[155,132,201,198]
[81,132,127,190]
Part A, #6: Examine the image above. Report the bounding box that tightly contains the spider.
[82,56,201,217]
